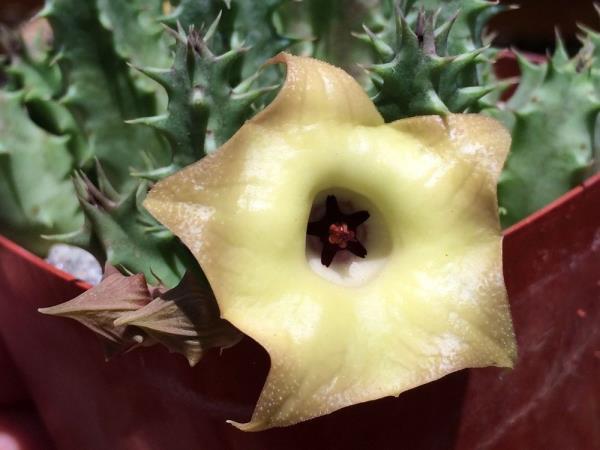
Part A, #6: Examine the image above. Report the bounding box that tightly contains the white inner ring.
[305,188,392,287]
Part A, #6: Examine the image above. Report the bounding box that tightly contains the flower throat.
[307,195,369,267]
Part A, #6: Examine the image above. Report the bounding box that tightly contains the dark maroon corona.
[307,195,369,267]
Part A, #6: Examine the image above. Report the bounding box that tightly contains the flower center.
[305,188,392,287]
[328,223,354,248]
[307,195,369,267]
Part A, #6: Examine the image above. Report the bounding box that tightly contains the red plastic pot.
[1,170,598,450]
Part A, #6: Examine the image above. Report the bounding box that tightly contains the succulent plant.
[41,262,243,362]
[358,0,505,119]
[39,265,154,357]
[0,88,82,254]
[130,18,276,177]
[487,35,600,227]
[0,24,83,254]
[1,0,599,432]
[164,0,292,81]
[1,0,269,361]
[41,0,171,193]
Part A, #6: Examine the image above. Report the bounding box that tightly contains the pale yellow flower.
[144,53,516,431]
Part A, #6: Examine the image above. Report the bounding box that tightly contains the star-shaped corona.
[307,195,370,266]
[143,53,517,431]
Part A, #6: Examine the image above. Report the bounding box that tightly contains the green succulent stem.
[362,1,502,120]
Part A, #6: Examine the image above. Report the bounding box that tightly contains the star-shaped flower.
[307,195,369,266]
[144,53,516,431]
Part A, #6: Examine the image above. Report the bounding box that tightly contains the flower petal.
[253,53,384,128]
[389,114,511,185]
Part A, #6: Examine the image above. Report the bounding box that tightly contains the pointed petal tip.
[252,53,383,127]
[226,419,264,432]
[37,302,79,317]
[187,353,202,367]
[37,306,55,315]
